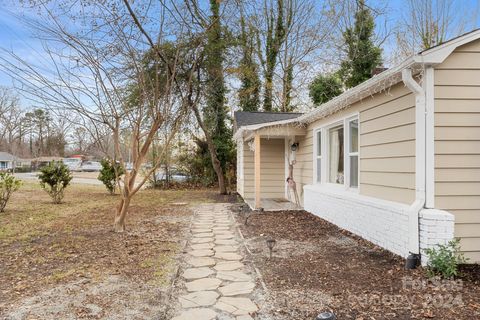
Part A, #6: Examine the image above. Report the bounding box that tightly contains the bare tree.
[396,0,479,57]
[0,1,203,231]
[0,87,23,154]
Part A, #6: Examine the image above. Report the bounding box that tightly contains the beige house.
[234,30,480,264]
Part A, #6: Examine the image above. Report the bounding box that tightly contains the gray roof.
[234,111,303,131]
[0,151,16,161]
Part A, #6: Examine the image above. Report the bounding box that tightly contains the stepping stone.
[214,252,242,261]
[189,249,214,257]
[192,228,211,233]
[193,224,213,228]
[186,278,222,292]
[214,261,243,271]
[187,257,216,267]
[215,239,237,245]
[215,297,258,315]
[216,270,252,282]
[191,243,215,250]
[179,291,219,308]
[214,223,231,228]
[216,234,234,240]
[195,233,215,238]
[214,230,234,235]
[191,237,214,244]
[214,245,237,252]
[212,226,230,231]
[219,281,255,296]
[183,267,214,280]
[172,308,217,320]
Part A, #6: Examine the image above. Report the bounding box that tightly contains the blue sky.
[1,0,480,106]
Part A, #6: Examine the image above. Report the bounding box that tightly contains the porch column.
[254,134,261,209]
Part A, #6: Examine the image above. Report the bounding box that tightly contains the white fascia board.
[234,118,302,141]
[416,29,480,65]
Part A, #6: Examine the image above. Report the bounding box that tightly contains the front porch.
[237,122,307,211]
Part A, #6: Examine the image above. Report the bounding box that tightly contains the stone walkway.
[172,203,258,320]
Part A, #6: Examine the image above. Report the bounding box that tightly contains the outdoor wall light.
[290,142,299,151]
[266,238,276,259]
[315,311,336,320]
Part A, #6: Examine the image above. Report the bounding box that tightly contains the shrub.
[309,73,343,105]
[98,159,124,194]
[424,238,468,279]
[38,161,73,204]
[0,172,22,212]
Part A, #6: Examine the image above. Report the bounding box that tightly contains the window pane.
[328,125,344,184]
[316,131,322,156]
[350,155,358,187]
[350,119,359,153]
[316,158,321,183]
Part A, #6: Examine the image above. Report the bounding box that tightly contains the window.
[328,124,344,184]
[348,119,359,188]
[315,130,322,183]
[313,114,359,189]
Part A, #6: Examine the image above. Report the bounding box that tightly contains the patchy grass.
[0,182,229,318]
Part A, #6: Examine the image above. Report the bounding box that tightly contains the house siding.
[243,138,285,199]
[434,39,480,262]
[294,83,416,205]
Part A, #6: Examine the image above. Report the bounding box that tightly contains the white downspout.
[402,68,426,258]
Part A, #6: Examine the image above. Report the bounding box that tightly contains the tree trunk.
[114,197,130,232]
[206,135,227,194]
[191,102,227,195]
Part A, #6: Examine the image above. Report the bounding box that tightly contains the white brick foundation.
[304,185,457,261]
[419,209,455,266]
[304,185,411,258]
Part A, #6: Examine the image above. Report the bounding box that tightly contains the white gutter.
[401,68,426,255]
[233,118,303,141]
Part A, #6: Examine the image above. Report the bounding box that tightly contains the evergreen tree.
[203,0,234,177]
[238,13,260,112]
[339,0,382,88]
[309,73,343,105]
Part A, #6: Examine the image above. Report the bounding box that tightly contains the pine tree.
[339,0,382,88]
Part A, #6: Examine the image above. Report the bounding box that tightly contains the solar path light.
[266,238,276,259]
[316,312,336,320]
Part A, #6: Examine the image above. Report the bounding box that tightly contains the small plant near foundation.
[0,172,22,212]
[38,161,73,204]
[424,239,468,279]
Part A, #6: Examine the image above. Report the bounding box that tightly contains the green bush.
[38,161,73,204]
[98,159,124,194]
[0,172,22,212]
[424,238,468,279]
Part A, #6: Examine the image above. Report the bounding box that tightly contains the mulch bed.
[236,210,480,320]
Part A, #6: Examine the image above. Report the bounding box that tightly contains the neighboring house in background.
[0,152,16,171]
[235,29,480,264]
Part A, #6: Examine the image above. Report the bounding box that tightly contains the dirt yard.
[0,182,236,319]
[236,210,480,320]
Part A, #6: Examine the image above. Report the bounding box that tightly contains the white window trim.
[313,129,323,184]
[312,112,359,192]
